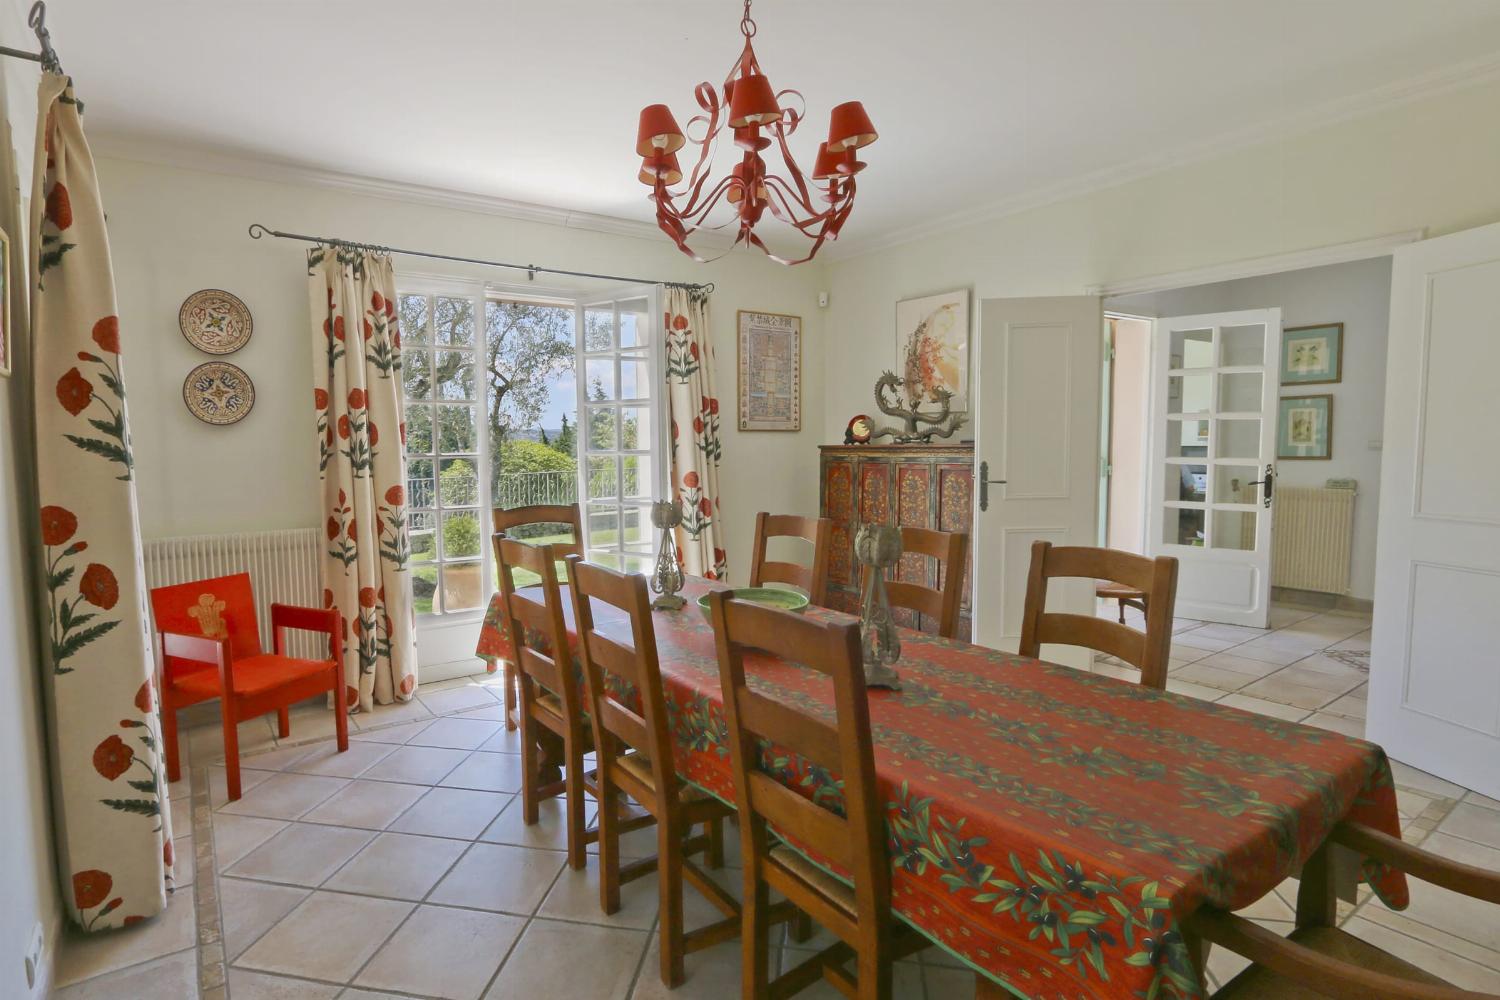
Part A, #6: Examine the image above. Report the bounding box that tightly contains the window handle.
[1248,465,1274,508]
[978,461,1007,512]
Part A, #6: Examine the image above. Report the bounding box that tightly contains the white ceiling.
[45,1,1500,254]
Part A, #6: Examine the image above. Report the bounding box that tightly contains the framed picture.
[1278,394,1333,460]
[896,289,970,412]
[737,310,801,432]
[0,226,10,377]
[1280,323,1342,385]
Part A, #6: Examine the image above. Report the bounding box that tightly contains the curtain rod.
[247,223,715,293]
[0,2,62,74]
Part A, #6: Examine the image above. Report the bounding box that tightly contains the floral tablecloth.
[476,578,1406,1000]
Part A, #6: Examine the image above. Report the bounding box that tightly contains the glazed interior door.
[1146,309,1280,627]
[1369,222,1500,799]
[971,296,1103,666]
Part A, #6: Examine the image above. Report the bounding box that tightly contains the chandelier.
[635,0,877,265]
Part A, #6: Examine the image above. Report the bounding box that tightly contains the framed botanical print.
[737,310,801,431]
[1280,323,1342,385]
[896,288,970,412]
[1278,394,1333,460]
[0,226,10,377]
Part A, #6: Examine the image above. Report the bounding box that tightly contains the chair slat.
[747,772,852,869]
[739,691,843,773]
[750,511,833,606]
[1035,613,1148,667]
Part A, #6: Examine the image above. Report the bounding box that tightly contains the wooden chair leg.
[333,671,349,752]
[162,701,181,784]
[706,815,725,870]
[857,946,891,1000]
[789,909,814,944]
[276,706,290,739]
[658,820,686,987]
[742,875,771,999]
[503,660,518,732]
[598,772,621,915]
[1118,599,1128,625]
[222,702,242,802]
[519,711,540,826]
[563,735,587,871]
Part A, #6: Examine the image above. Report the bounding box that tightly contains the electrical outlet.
[23,922,43,991]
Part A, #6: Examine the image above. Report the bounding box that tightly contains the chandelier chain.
[740,0,756,39]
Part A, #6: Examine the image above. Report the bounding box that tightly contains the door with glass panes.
[1146,308,1280,627]
[574,285,666,572]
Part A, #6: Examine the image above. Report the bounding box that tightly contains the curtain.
[308,246,417,712]
[662,285,728,579]
[31,73,174,929]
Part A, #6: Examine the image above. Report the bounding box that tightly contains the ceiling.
[46,1,1500,255]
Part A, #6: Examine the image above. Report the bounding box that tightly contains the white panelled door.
[1147,309,1280,627]
[971,296,1103,666]
[1369,222,1500,799]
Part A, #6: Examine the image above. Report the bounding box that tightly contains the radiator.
[1272,486,1356,594]
[142,528,323,657]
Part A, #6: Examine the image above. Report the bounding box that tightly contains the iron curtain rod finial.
[247,223,270,239]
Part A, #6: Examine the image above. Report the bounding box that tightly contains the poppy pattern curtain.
[662,285,727,579]
[309,246,418,711]
[31,73,174,929]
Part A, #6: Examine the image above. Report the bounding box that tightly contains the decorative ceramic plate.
[696,587,810,624]
[178,288,252,354]
[183,362,254,425]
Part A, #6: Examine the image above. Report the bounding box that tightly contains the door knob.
[978,461,1007,512]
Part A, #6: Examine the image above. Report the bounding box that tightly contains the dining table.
[475,576,1408,1000]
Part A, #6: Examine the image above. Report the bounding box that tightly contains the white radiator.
[142,528,323,656]
[1272,486,1357,594]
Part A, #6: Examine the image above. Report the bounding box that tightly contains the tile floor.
[53,608,1500,999]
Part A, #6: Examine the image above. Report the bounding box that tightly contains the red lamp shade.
[827,100,877,152]
[812,141,863,179]
[637,104,685,157]
[638,151,683,186]
[728,73,781,128]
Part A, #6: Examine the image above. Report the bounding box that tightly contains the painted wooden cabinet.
[818,443,975,641]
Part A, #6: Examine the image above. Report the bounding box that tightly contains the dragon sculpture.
[869,370,967,443]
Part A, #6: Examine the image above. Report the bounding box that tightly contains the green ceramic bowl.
[696,587,810,625]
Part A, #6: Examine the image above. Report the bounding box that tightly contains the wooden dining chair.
[1019,541,1179,689]
[149,572,347,801]
[748,511,833,606]
[566,555,759,987]
[863,525,968,638]
[708,591,926,999]
[492,503,583,730]
[495,536,596,870]
[1186,821,1500,999]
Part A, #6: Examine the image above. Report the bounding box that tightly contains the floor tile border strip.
[191,761,228,1000]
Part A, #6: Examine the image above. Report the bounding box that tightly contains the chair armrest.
[269,603,341,658]
[158,630,234,697]
[1186,908,1495,1000]
[1333,821,1500,904]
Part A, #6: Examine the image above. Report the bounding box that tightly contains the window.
[398,280,663,618]
[400,291,486,615]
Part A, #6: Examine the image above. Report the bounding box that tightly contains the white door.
[572,284,667,574]
[1146,309,1280,627]
[971,296,1103,665]
[1368,222,1500,800]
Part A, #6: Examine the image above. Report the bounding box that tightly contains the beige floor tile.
[208,764,274,807]
[360,744,470,785]
[1164,677,1226,702]
[351,719,434,745]
[1395,787,1436,821]
[227,968,342,999]
[358,904,526,1000]
[53,947,196,999]
[1237,674,1341,711]
[1196,651,1287,678]
[779,948,925,998]
[214,813,289,869]
[340,990,415,1000]
[1190,622,1270,644]
[281,703,345,744]
[1171,631,1242,654]
[1171,662,1255,693]
[1374,831,1500,953]
[389,786,511,840]
[428,841,566,913]
[242,742,319,772]
[221,876,310,961]
[1389,760,1470,799]
[1220,639,1314,667]
[1267,663,1365,694]
[188,714,277,762]
[235,890,413,982]
[1206,942,1253,988]
[486,919,647,1000]
[1301,712,1365,739]
[1214,693,1312,723]
[456,702,509,723]
[538,855,661,929]
[629,937,735,999]
[419,684,500,716]
[1437,802,1500,850]
[409,716,505,750]
[1267,606,1318,629]
[1233,887,1295,922]
[323,831,468,900]
[1322,686,1368,720]
[440,750,525,793]
[353,698,436,728]
[478,726,524,752]
[300,778,428,830]
[287,740,396,778]
[1468,791,1500,812]
[54,887,197,987]
[225,822,374,887]
[1341,916,1500,993]
[217,772,350,820]
[924,963,977,999]
[480,796,573,852]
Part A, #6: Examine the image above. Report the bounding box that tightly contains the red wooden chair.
[148,572,347,801]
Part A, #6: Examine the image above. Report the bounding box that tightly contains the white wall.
[1108,256,1392,599]
[97,156,826,604]
[0,0,61,993]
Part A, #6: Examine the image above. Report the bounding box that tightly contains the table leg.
[1296,841,1338,928]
